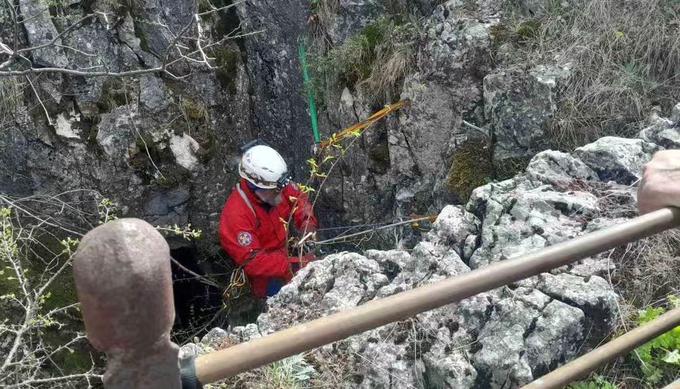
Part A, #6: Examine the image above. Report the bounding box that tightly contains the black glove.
[180,352,203,389]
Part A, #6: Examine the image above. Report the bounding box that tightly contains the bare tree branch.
[4,372,103,388]
[0,66,166,77]
[16,14,95,54]
[24,75,52,125]
[196,0,242,17]
[0,0,258,78]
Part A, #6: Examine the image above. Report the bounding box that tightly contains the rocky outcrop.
[0,0,305,260]
[235,0,315,176]
[314,0,502,226]
[309,0,577,227]
[484,64,571,168]
[182,115,676,387]
[638,103,680,150]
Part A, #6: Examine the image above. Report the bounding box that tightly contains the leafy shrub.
[633,296,680,385]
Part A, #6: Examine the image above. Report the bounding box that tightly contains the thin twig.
[462,120,489,136]
[17,14,95,54]
[196,0,243,17]
[170,256,221,288]
[24,75,52,126]
[0,66,165,77]
[4,372,102,388]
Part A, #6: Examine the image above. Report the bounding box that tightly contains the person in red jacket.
[219,143,318,298]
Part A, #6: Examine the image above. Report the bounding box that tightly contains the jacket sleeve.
[219,209,291,280]
[284,184,318,233]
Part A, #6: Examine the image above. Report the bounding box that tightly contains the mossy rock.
[213,46,240,94]
[490,19,542,47]
[515,19,542,43]
[153,168,192,188]
[490,23,512,47]
[97,78,129,113]
[181,98,209,122]
[493,155,532,181]
[446,137,494,202]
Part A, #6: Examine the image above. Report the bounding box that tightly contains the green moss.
[362,19,389,52]
[97,78,128,113]
[181,98,209,122]
[213,46,240,94]
[43,269,77,310]
[446,138,494,202]
[43,325,96,373]
[490,19,542,47]
[0,270,19,296]
[490,23,512,46]
[493,155,532,181]
[313,18,393,89]
[515,19,542,42]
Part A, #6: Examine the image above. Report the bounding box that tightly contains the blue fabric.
[266,279,284,297]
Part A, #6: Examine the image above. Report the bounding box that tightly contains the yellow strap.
[319,100,409,149]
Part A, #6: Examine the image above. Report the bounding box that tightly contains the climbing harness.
[319,100,409,150]
[236,184,256,217]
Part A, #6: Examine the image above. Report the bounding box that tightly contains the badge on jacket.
[237,231,253,246]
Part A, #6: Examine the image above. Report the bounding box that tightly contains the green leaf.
[663,349,680,364]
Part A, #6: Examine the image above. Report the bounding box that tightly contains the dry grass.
[508,0,680,149]
[312,17,419,104]
[610,231,680,308]
[592,228,680,387]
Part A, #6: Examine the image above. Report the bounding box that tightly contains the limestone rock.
[575,137,657,185]
[18,0,69,68]
[96,106,139,160]
[169,134,200,171]
[638,106,680,149]
[484,64,571,165]
[140,76,170,113]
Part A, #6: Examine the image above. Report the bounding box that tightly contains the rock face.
[638,104,680,150]
[4,0,654,260]
[0,0,311,262]
[185,123,673,387]
[484,65,571,167]
[308,0,574,227]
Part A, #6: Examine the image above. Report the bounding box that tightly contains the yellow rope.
[319,100,409,149]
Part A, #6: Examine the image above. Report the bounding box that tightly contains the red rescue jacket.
[219,179,318,298]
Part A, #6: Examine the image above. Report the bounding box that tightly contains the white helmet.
[238,145,290,189]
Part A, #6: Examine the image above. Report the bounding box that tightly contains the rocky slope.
[186,105,679,388]
[0,0,603,256]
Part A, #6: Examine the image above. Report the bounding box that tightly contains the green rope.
[298,39,321,144]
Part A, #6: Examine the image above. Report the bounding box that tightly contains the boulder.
[575,137,657,185]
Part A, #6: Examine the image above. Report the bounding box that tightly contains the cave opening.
[169,245,264,343]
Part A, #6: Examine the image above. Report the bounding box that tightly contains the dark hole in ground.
[170,246,224,341]
[169,245,266,343]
